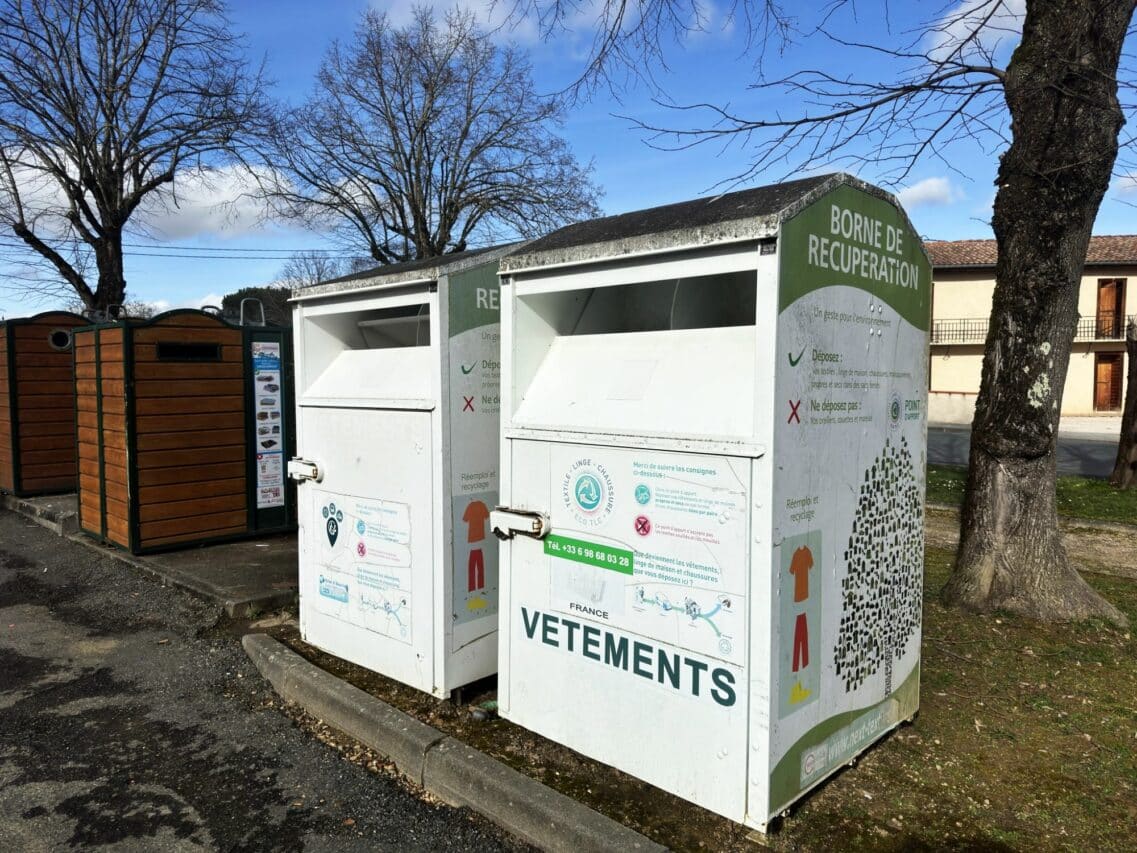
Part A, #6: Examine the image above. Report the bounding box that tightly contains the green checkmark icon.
[788,347,806,367]
[460,362,477,374]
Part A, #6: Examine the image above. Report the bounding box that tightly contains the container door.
[297,405,435,693]
[500,437,751,822]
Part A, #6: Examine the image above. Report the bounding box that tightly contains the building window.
[1096,279,1126,339]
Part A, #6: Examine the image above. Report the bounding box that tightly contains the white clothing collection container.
[489,174,931,829]
[290,247,511,696]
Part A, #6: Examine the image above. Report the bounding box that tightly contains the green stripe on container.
[543,534,634,574]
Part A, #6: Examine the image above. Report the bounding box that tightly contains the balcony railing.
[932,314,1135,345]
[931,317,988,344]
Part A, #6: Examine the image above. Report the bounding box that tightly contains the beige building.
[928,237,1134,423]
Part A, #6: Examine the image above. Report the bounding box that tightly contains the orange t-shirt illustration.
[463,500,490,543]
[788,545,814,602]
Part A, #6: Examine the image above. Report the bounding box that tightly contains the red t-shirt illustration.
[463,500,490,543]
[788,545,814,602]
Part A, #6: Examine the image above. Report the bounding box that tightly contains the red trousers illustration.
[792,612,809,672]
[468,549,485,592]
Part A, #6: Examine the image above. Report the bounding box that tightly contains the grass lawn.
[270,546,1137,852]
[757,550,1137,851]
[927,464,1137,525]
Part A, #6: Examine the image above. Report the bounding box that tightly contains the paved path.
[0,511,524,852]
[929,426,1119,478]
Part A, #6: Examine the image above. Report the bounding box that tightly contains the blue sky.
[2,0,1135,319]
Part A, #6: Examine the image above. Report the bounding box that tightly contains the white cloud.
[141,165,276,241]
[185,292,227,310]
[1,154,280,243]
[370,0,734,53]
[897,177,964,209]
[927,0,1025,63]
[0,156,74,238]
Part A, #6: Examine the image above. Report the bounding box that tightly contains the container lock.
[490,508,551,541]
[287,458,322,483]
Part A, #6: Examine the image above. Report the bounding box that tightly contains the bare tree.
[63,295,155,320]
[274,250,351,289]
[515,0,1133,625]
[1111,319,1137,488]
[507,0,792,96]
[0,0,266,314]
[262,7,602,264]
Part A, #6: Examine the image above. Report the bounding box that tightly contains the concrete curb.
[1,493,79,535]
[242,633,666,853]
[242,633,443,786]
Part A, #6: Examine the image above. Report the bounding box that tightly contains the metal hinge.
[490,507,551,541]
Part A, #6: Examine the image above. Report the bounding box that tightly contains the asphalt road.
[928,426,1119,478]
[0,512,526,852]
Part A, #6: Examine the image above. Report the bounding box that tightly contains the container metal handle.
[490,508,550,541]
[288,458,322,483]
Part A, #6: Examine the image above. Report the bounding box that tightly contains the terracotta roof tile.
[927,235,1137,267]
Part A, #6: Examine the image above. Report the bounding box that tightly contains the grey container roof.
[499,173,910,273]
[292,243,519,300]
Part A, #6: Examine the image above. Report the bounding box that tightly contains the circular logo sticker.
[803,749,817,775]
[889,392,902,429]
[634,515,652,536]
[561,459,614,528]
[634,484,651,505]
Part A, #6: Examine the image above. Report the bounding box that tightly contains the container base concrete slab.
[492,174,931,830]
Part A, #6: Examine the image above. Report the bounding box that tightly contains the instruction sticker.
[547,445,748,666]
[251,340,285,509]
[312,490,413,643]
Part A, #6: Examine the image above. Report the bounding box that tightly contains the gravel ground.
[0,511,529,852]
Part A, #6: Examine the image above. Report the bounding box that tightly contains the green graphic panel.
[779,184,931,330]
[448,263,500,337]
[544,534,634,574]
[769,662,920,813]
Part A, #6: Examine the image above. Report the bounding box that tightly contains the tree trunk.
[1110,320,1137,488]
[91,230,128,317]
[943,0,1133,627]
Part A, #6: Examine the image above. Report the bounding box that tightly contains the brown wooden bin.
[74,309,295,554]
[0,311,88,496]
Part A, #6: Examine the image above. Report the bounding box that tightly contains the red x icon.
[788,399,802,424]
[462,396,475,412]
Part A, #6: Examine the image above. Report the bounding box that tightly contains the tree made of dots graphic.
[834,436,923,695]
